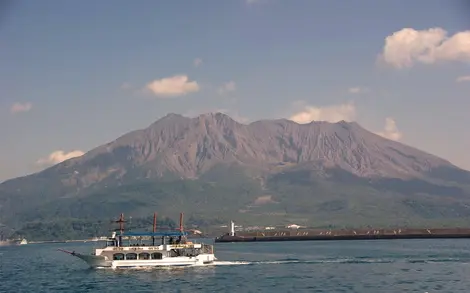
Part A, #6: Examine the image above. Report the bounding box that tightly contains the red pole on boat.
[152,212,157,246]
[153,212,157,232]
[179,212,184,232]
[113,213,126,247]
[119,213,124,234]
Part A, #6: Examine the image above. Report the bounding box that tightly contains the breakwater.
[214,227,470,243]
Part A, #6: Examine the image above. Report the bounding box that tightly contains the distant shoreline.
[215,227,470,243]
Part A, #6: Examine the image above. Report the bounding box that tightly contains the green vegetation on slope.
[11,216,177,241]
[3,168,263,240]
[3,165,470,241]
[264,168,470,228]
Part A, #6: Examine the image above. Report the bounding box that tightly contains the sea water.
[1,239,470,292]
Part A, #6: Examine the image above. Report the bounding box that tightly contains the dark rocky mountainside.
[3,112,462,185]
[1,113,470,239]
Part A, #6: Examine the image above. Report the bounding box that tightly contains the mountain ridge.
[0,112,466,194]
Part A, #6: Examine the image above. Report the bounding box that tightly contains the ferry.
[58,212,216,269]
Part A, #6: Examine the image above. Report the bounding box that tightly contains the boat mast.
[117,213,125,234]
[179,212,187,243]
[114,213,125,247]
[152,212,157,246]
[179,212,184,233]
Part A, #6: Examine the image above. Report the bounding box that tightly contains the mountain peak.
[151,112,237,127]
[165,112,183,118]
[90,112,457,179]
[156,112,185,122]
[196,111,232,120]
[195,112,240,126]
[6,112,464,188]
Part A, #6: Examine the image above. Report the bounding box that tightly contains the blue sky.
[1,0,470,182]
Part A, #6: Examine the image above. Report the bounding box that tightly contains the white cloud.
[379,27,470,68]
[376,118,402,141]
[217,81,236,95]
[10,102,32,114]
[348,87,369,94]
[289,101,356,124]
[36,150,85,165]
[456,75,470,82]
[193,58,203,67]
[145,75,200,97]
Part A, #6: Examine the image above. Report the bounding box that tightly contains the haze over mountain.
[1,113,470,239]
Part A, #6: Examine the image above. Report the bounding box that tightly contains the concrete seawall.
[214,228,470,243]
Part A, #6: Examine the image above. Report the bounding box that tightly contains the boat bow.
[58,249,111,268]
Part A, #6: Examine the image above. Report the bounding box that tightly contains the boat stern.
[196,253,216,265]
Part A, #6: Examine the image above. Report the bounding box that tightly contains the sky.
[1,0,470,182]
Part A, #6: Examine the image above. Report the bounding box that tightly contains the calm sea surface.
[1,239,470,292]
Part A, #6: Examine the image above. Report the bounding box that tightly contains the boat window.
[126,253,137,260]
[151,252,162,260]
[113,253,124,260]
[139,253,150,260]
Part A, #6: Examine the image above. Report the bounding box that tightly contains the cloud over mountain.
[145,75,200,97]
[379,28,470,68]
[289,101,356,123]
[36,150,85,166]
[376,117,403,141]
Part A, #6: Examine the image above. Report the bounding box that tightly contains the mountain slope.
[3,112,461,186]
[1,112,470,238]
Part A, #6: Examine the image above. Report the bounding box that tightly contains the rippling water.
[2,239,470,292]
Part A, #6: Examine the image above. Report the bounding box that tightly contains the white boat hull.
[75,253,216,269]
[75,253,112,268]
